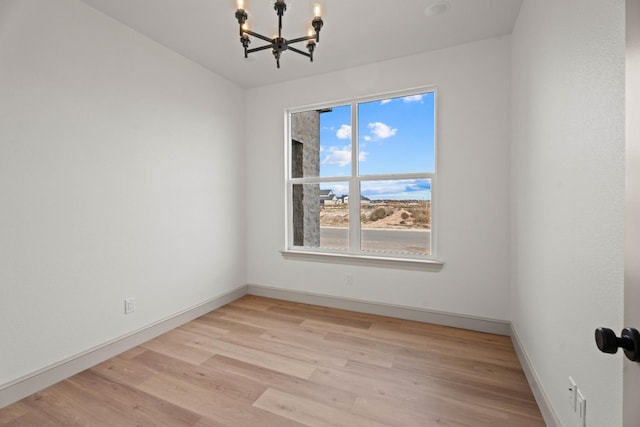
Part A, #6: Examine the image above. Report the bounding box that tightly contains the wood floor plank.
[229,294,285,311]
[177,319,230,338]
[260,328,395,369]
[1,408,62,427]
[88,353,157,388]
[22,381,136,427]
[253,387,389,427]
[310,318,521,368]
[216,304,306,329]
[325,329,530,390]
[67,370,202,427]
[217,329,349,369]
[391,354,534,401]
[139,331,216,365]
[0,296,544,426]
[343,358,542,420]
[133,349,268,404]
[0,402,29,425]
[350,395,471,427]
[191,313,268,337]
[354,361,539,423]
[311,364,535,426]
[190,417,233,427]
[267,305,375,330]
[202,337,318,379]
[262,297,402,327]
[137,373,304,426]
[203,354,359,411]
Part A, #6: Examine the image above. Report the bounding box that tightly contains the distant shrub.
[369,207,387,221]
[401,212,409,220]
[413,211,429,225]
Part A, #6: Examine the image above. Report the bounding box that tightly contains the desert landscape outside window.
[287,88,436,259]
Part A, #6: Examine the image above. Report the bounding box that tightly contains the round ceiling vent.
[425,1,451,17]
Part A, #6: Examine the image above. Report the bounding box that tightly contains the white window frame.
[283,86,442,269]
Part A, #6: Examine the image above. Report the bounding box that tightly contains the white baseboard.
[510,325,560,427]
[0,285,248,409]
[246,284,511,336]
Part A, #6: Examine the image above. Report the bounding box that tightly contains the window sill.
[280,250,444,271]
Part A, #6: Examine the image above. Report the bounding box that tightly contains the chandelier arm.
[287,35,317,45]
[243,29,273,44]
[288,45,311,58]
[247,44,274,54]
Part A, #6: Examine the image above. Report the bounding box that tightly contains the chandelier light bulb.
[314,3,322,17]
[237,0,244,10]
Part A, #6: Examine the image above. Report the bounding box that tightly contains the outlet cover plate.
[124,298,136,315]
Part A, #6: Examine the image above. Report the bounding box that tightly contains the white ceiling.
[79,0,523,89]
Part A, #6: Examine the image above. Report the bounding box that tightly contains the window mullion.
[355,172,433,181]
[349,101,360,254]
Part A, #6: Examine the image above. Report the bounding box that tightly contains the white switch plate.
[577,389,586,426]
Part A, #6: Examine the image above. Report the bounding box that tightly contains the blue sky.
[318,92,434,200]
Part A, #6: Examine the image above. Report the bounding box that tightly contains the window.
[286,88,436,262]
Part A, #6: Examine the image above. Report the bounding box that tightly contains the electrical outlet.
[568,377,577,412]
[577,390,586,426]
[124,298,136,315]
[345,273,353,286]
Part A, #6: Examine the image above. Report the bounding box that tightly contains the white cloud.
[322,146,352,166]
[321,146,368,167]
[403,94,423,103]
[380,99,392,105]
[363,180,406,195]
[368,122,397,140]
[336,124,351,139]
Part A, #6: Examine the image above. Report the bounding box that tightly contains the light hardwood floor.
[0,295,545,426]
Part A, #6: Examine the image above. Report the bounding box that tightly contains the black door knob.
[595,327,640,362]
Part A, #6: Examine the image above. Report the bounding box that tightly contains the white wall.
[510,0,625,425]
[246,38,511,321]
[0,0,246,387]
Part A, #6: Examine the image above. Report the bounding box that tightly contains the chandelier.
[235,0,324,68]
